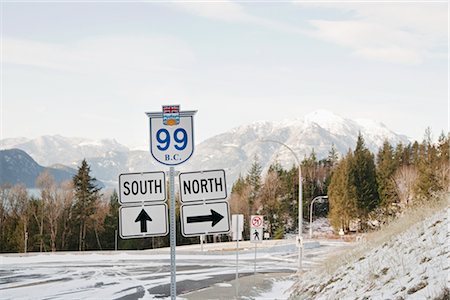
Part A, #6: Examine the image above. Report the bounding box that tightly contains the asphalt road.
[0,239,350,299]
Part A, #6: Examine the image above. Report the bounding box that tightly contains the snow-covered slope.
[290,202,449,299]
[0,111,410,188]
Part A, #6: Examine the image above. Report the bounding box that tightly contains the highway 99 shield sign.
[146,106,197,166]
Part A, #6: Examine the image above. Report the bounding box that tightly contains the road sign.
[251,215,264,229]
[231,214,244,241]
[180,201,230,237]
[250,228,263,243]
[179,169,227,203]
[146,107,196,166]
[119,172,166,204]
[119,204,168,239]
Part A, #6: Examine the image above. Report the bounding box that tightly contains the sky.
[1,1,448,149]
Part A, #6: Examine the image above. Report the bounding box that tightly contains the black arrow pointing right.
[187,209,224,227]
[135,209,152,232]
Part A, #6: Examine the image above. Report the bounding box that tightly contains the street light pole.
[260,139,303,274]
[309,196,328,239]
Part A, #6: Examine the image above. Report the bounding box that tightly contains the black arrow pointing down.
[135,209,152,232]
[187,209,224,227]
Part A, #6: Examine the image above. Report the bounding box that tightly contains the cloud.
[300,3,447,64]
[165,1,256,23]
[165,1,302,34]
[308,19,424,64]
[4,35,196,74]
[166,2,447,65]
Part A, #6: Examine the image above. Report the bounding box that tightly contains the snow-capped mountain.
[1,111,410,189]
[186,110,409,185]
[0,135,129,167]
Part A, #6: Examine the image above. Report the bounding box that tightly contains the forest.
[1,129,448,253]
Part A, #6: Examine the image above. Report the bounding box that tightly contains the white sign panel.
[119,204,168,239]
[179,169,227,203]
[146,109,196,166]
[250,228,263,243]
[231,214,244,241]
[119,172,166,205]
[180,202,230,237]
[251,215,264,229]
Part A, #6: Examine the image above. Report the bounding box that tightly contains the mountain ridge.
[0,110,410,188]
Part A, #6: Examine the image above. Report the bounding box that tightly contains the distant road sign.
[119,204,168,239]
[119,172,166,205]
[231,214,244,241]
[179,169,227,203]
[251,215,264,229]
[180,202,230,237]
[146,109,196,166]
[250,228,263,243]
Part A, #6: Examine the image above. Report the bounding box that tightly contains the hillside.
[290,195,449,299]
[0,149,104,188]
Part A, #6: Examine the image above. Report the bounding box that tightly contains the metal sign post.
[146,106,196,300]
[235,215,239,299]
[250,215,263,276]
[169,166,176,299]
[254,242,257,275]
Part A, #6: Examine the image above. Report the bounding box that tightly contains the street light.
[309,196,328,239]
[260,139,303,274]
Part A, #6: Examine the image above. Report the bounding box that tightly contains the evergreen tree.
[102,190,119,250]
[73,159,100,251]
[326,144,339,168]
[415,128,440,199]
[436,132,450,192]
[328,152,357,232]
[350,133,379,222]
[246,154,262,216]
[376,140,398,207]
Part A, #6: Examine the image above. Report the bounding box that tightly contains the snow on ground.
[290,206,450,299]
[0,239,350,299]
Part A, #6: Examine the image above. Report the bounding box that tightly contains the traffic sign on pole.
[179,169,227,203]
[146,107,197,166]
[250,215,264,229]
[250,228,263,243]
[119,172,166,205]
[180,201,230,237]
[119,204,168,239]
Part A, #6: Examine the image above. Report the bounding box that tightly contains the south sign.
[119,172,166,205]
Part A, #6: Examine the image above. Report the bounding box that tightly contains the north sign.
[119,172,166,205]
[179,169,227,203]
[119,204,168,239]
[180,202,230,237]
[146,109,196,166]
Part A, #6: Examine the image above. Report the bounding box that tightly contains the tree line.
[1,129,448,253]
[229,130,449,238]
[0,159,200,253]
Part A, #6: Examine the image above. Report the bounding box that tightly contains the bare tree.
[8,184,29,252]
[47,182,64,252]
[393,165,419,210]
[259,170,282,236]
[35,171,50,251]
[60,180,74,250]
